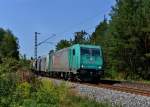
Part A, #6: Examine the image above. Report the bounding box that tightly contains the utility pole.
[35,32,40,68]
[34,32,55,69]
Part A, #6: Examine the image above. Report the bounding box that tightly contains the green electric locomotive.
[36,44,104,82]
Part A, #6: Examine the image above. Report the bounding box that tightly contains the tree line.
[56,0,150,80]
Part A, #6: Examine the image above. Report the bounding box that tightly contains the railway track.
[79,80,150,97]
[48,77,150,97]
[97,83,150,97]
[66,79,150,97]
[33,71,150,97]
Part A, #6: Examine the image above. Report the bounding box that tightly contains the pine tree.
[109,0,150,79]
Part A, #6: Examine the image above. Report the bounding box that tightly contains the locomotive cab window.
[73,49,75,55]
[80,47,100,56]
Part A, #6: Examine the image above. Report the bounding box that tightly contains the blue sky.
[0,0,115,58]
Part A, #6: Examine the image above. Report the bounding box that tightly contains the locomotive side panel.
[68,44,80,73]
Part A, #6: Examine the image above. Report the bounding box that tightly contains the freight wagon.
[35,44,104,82]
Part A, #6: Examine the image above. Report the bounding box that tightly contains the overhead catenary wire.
[37,34,56,46]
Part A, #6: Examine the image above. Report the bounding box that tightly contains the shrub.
[0,73,20,106]
[35,79,60,106]
[0,58,20,75]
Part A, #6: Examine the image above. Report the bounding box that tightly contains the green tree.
[72,30,88,44]
[90,17,108,46]
[0,28,19,59]
[56,39,71,50]
[109,0,150,79]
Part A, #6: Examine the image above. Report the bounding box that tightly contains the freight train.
[34,44,104,82]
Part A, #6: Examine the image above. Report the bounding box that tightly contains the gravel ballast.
[46,78,150,107]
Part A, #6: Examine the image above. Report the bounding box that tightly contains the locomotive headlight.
[98,66,102,69]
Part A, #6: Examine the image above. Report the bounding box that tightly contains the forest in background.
[56,0,150,80]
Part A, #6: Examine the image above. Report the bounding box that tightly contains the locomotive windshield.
[80,47,100,56]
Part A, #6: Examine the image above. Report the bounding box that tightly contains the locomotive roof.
[56,44,101,52]
[72,44,101,48]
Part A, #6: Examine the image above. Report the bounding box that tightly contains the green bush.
[0,73,19,106]
[0,58,19,75]
[34,79,67,106]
